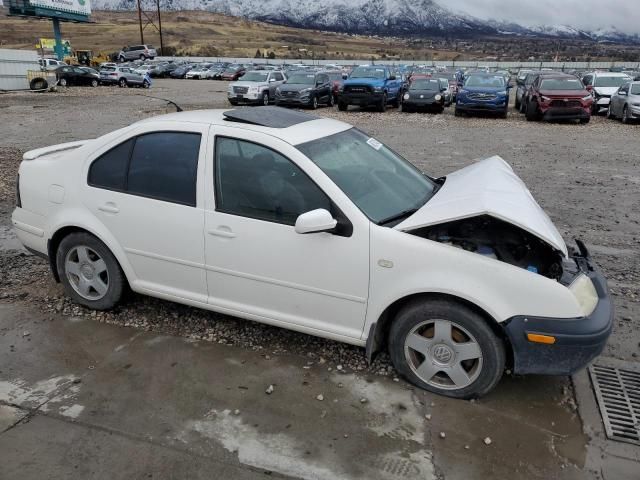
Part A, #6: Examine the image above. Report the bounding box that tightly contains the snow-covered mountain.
[92,0,640,43]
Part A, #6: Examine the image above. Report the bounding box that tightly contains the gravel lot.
[1,78,639,369]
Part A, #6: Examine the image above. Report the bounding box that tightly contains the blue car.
[455,73,511,118]
[338,65,403,112]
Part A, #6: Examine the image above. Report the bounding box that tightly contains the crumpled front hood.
[395,156,568,257]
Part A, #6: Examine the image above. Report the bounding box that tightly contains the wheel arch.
[47,224,133,289]
[365,292,513,368]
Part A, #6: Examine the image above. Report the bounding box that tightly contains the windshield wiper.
[377,208,419,226]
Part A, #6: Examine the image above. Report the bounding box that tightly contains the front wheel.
[59,78,68,87]
[90,79,99,88]
[142,80,150,89]
[338,100,348,111]
[327,93,335,107]
[262,91,269,106]
[525,100,539,121]
[56,232,126,311]
[119,78,127,88]
[309,95,318,110]
[377,93,387,112]
[389,299,506,399]
[622,106,631,124]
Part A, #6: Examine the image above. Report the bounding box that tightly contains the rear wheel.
[310,95,318,110]
[30,78,47,90]
[139,54,145,60]
[90,79,98,88]
[389,299,506,399]
[59,78,68,87]
[142,80,150,89]
[56,233,125,311]
[119,78,127,88]
[262,91,269,106]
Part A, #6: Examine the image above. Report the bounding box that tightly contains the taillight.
[16,174,22,208]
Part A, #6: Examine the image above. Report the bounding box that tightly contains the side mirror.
[295,209,337,234]
[388,75,396,81]
[619,90,627,96]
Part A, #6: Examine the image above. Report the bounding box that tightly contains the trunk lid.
[395,156,568,257]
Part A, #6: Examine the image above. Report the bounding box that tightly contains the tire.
[606,104,614,119]
[622,106,630,124]
[262,91,269,106]
[338,101,348,111]
[327,93,335,107]
[310,95,318,110]
[139,54,145,60]
[499,108,508,119]
[580,117,591,124]
[30,78,47,90]
[525,100,539,121]
[119,78,127,88]
[229,99,238,106]
[454,107,463,117]
[56,232,125,311]
[519,98,527,114]
[377,93,387,112]
[118,56,125,63]
[90,79,98,88]
[514,98,521,111]
[389,299,506,399]
[142,80,150,89]
[59,78,68,87]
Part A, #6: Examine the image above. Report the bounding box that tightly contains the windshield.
[595,76,631,87]
[297,129,437,224]
[101,67,116,72]
[540,78,584,90]
[410,79,440,90]
[241,72,269,82]
[350,67,386,79]
[287,73,315,84]
[631,84,640,95]
[464,75,505,88]
[224,67,239,73]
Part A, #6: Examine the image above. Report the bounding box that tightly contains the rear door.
[82,122,209,303]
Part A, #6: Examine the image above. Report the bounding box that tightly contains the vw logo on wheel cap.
[432,344,453,364]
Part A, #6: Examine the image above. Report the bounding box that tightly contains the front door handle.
[208,226,236,239]
[98,202,119,214]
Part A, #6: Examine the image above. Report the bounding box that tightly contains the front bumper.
[504,245,613,376]
[340,92,384,106]
[403,98,443,108]
[228,92,263,104]
[455,100,507,113]
[541,107,591,120]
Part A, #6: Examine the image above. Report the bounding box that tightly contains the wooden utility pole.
[137,0,144,44]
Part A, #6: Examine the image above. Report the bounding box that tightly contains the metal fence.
[156,56,640,71]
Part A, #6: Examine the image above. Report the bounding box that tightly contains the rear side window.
[88,132,201,206]
[88,139,133,190]
[127,132,200,206]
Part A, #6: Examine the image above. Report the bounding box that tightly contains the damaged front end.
[406,214,564,280]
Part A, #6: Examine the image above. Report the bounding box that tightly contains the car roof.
[136,107,352,146]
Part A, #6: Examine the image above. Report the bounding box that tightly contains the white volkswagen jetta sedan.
[12,107,612,398]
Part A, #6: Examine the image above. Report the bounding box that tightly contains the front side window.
[297,129,437,225]
[215,137,331,225]
[630,84,640,95]
[88,132,201,206]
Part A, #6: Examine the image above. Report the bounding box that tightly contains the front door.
[203,126,370,340]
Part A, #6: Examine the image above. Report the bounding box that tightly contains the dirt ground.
[0,79,639,480]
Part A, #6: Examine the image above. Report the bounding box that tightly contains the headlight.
[569,274,598,316]
[373,86,383,92]
[249,87,259,93]
[435,94,442,101]
[403,93,410,100]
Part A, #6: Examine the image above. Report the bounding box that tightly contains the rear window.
[631,84,640,95]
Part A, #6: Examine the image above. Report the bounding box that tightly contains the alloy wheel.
[404,319,483,390]
[64,245,109,301]
[622,106,629,124]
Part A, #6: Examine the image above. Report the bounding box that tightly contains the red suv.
[525,74,593,123]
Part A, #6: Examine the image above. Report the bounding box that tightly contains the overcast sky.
[439,0,639,34]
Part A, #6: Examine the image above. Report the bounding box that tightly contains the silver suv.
[118,45,157,62]
[227,70,287,106]
[99,66,149,88]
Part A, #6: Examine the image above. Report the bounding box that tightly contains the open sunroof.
[223,106,319,128]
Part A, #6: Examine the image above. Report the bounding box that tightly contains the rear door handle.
[98,202,119,214]
[208,226,236,239]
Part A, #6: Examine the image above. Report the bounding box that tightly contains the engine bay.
[408,215,564,280]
